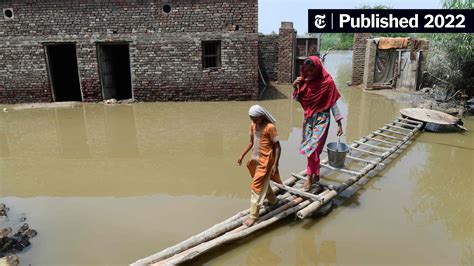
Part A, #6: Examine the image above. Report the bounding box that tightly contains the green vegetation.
[320,33,354,51]
[425,0,473,96]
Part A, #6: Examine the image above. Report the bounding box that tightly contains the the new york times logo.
[308,9,473,33]
[314,14,326,29]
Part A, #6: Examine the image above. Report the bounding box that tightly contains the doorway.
[45,44,82,102]
[97,44,133,100]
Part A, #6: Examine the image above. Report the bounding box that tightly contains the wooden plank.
[354,141,391,151]
[385,123,413,132]
[363,136,399,146]
[373,132,404,141]
[390,121,418,128]
[346,155,386,166]
[320,163,361,176]
[351,147,384,157]
[400,108,459,125]
[291,173,339,191]
[295,190,338,220]
[380,128,410,136]
[396,117,424,125]
[291,172,307,180]
[272,181,323,202]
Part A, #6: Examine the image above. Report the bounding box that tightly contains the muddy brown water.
[0,51,472,265]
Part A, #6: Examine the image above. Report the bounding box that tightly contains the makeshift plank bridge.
[132,116,424,266]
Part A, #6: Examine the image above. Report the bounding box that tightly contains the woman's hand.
[270,164,278,176]
[237,156,244,166]
[292,77,303,88]
[337,122,343,136]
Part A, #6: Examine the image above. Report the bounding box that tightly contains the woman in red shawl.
[292,56,344,192]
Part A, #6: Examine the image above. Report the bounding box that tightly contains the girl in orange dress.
[238,105,282,227]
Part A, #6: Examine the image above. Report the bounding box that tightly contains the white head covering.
[248,105,277,124]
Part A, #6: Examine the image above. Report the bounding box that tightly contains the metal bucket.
[327,142,349,168]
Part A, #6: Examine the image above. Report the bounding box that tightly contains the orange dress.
[247,122,282,193]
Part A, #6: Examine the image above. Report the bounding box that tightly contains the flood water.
[0,51,473,265]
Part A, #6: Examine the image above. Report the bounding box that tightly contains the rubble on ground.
[0,203,37,264]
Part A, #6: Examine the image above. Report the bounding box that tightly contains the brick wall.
[0,42,52,103]
[0,0,258,103]
[352,33,371,86]
[258,34,278,82]
[362,39,377,89]
[277,22,296,84]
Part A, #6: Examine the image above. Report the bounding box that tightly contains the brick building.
[0,0,259,103]
[258,22,320,85]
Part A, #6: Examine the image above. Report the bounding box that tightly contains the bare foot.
[302,175,313,191]
[243,218,256,227]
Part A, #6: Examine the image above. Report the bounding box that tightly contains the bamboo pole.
[131,175,300,265]
[354,141,391,151]
[291,173,337,190]
[379,128,410,136]
[295,190,338,219]
[296,121,422,219]
[157,189,336,265]
[396,117,423,125]
[155,195,312,265]
[390,121,417,128]
[351,147,384,157]
[152,184,335,265]
[363,136,399,146]
[271,181,323,202]
[345,155,386,166]
[320,163,361,175]
[291,172,307,180]
[384,123,413,131]
[323,150,386,166]
[373,132,404,141]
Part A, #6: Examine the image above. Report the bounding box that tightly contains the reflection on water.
[55,107,90,158]
[105,105,139,158]
[0,126,9,157]
[0,51,472,265]
[407,131,474,265]
[0,97,305,198]
[245,236,282,266]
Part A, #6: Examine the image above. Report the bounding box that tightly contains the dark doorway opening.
[45,44,82,102]
[97,44,133,100]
